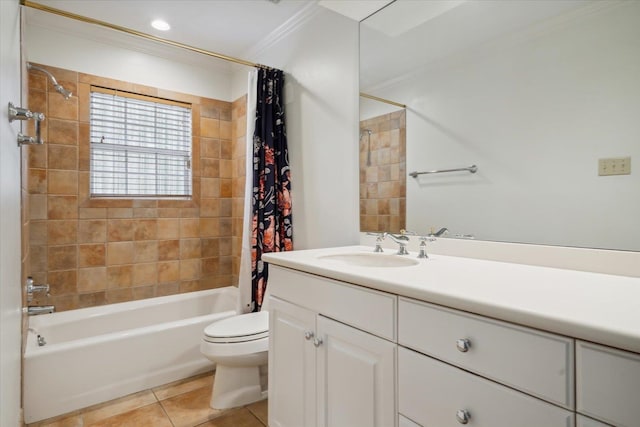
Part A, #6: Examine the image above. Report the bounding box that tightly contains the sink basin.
[318,253,419,267]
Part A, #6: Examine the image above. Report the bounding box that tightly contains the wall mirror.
[360,0,640,251]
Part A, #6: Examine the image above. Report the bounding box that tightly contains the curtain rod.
[359,92,406,109]
[21,0,269,69]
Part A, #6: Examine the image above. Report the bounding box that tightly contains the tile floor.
[26,371,268,427]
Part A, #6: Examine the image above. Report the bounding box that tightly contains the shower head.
[54,84,73,100]
[27,63,73,100]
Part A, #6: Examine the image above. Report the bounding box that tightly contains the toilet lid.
[204,311,269,343]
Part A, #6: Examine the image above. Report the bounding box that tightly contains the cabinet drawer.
[398,347,574,427]
[577,341,640,427]
[269,266,396,341]
[398,297,574,408]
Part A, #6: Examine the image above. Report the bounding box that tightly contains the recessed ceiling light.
[151,19,171,31]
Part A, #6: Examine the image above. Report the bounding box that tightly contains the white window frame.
[89,86,193,198]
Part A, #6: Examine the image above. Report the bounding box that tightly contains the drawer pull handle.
[313,337,323,347]
[304,331,314,341]
[456,338,471,352]
[456,409,471,424]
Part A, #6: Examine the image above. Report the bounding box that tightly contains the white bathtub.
[24,287,238,423]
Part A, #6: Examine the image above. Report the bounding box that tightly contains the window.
[89,86,192,197]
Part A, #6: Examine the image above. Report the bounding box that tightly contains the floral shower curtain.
[251,67,293,311]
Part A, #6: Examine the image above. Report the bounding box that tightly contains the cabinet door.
[577,341,640,427]
[268,296,317,427]
[317,316,396,427]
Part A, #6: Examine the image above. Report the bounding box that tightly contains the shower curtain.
[250,67,293,311]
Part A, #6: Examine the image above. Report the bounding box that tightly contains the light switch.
[598,157,631,176]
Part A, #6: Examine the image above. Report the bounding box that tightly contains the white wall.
[25,21,240,101]
[369,2,640,251]
[246,8,360,249]
[1,0,25,425]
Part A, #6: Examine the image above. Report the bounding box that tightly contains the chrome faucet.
[26,277,50,302]
[26,306,55,315]
[430,227,449,237]
[387,230,415,255]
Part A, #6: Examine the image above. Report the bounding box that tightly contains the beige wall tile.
[201,158,219,178]
[48,144,78,170]
[78,243,106,267]
[134,241,158,263]
[180,239,201,260]
[158,240,180,261]
[199,218,219,238]
[48,220,77,245]
[78,219,107,243]
[200,117,220,138]
[48,245,77,270]
[48,119,78,145]
[78,267,107,292]
[107,241,134,265]
[179,259,201,281]
[107,219,134,242]
[107,265,133,289]
[48,170,78,195]
[200,138,220,158]
[29,220,48,245]
[29,194,48,220]
[79,207,106,219]
[48,195,78,219]
[28,168,47,194]
[158,261,180,283]
[179,218,199,238]
[133,262,157,286]
[157,218,180,239]
[134,219,157,240]
[48,270,77,296]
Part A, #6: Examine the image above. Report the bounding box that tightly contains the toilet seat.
[203,311,269,344]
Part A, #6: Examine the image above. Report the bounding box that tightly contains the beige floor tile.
[85,403,172,427]
[160,386,223,427]
[81,390,157,425]
[195,407,265,427]
[246,399,268,425]
[153,370,214,401]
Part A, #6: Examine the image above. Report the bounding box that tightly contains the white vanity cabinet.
[576,341,640,427]
[268,266,397,427]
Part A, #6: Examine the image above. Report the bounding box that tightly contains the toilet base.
[210,364,268,409]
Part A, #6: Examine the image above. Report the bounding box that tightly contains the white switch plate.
[598,157,631,176]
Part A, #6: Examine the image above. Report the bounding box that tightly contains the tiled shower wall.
[359,110,406,233]
[25,64,247,312]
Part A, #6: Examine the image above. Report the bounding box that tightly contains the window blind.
[90,87,192,197]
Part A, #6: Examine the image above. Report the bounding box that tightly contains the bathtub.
[24,287,238,423]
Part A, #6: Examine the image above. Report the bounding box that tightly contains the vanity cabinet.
[576,341,640,427]
[268,266,397,427]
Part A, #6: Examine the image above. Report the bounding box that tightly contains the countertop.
[262,246,640,354]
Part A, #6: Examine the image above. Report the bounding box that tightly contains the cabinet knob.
[304,331,314,341]
[313,337,323,347]
[456,338,471,353]
[456,409,471,424]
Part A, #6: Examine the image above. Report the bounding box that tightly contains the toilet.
[200,299,270,409]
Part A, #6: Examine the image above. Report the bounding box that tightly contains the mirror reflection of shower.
[27,63,73,99]
[360,128,372,166]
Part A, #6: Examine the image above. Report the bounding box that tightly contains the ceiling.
[25,0,389,69]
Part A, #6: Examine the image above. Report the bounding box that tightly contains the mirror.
[360,0,640,251]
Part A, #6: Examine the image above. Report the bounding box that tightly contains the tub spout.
[26,306,55,315]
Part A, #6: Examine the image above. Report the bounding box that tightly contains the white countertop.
[262,246,640,354]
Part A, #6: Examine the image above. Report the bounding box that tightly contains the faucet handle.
[417,235,436,259]
[366,232,387,253]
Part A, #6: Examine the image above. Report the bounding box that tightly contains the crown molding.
[243,1,322,59]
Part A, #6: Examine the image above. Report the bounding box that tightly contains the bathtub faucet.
[26,277,50,302]
[26,306,55,315]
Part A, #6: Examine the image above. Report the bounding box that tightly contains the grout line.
[157,399,176,427]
